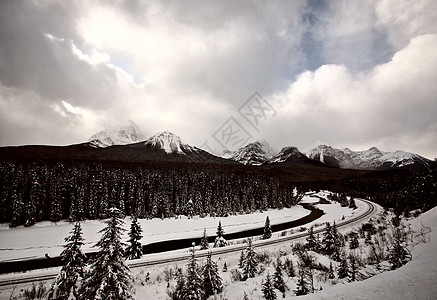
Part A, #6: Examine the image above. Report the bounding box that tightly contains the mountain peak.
[307,144,431,170]
[88,121,145,147]
[145,131,196,154]
[226,140,276,165]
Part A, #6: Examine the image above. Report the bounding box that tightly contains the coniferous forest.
[0,160,303,227]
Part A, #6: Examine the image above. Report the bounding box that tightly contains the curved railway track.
[0,198,377,288]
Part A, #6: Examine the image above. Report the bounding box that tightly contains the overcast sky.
[0,0,436,158]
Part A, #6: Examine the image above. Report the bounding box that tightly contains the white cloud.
[269,34,437,158]
[0,0,436,158]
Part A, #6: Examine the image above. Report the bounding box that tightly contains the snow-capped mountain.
[226,140,276,165]
[270,146,306,163]
[307,145,432,170]
[268,146,325,167]
[144,131,199,154]
[307,145,356,168]
[379,150,432,169]
[89,121,145,147]
[342,146,383,169]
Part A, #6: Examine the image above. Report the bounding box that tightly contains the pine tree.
[200,228,209,250]
[261,273,277,300]
[294,268,309,296]
[305,226,318,251]
[49,222,85,300]
[263,216,272,239]
[239,250,245,268]
[202,252,223,298]
[171,268,186,300]
[322,222,335,255]
[185,246,204,300]
[242,238,258,280]
[349,254,357,281]
[349,233,359,249]
[331,221,341,261]
[349,197,357,209]
[284,257,295,277]
[125,216,143,260]
[222,262,228,272]
[78,208,133,300]
[328,261,335,279]
[337,256,349,279]
[273,257,286,293]
[300,251,315,293]
[214,221,227,247]
[388,228,412,270]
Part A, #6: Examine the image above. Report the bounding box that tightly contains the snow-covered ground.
[132,203,436,300]
[0,192,390,300]
[0,201,312,262]
[301,206,437,300]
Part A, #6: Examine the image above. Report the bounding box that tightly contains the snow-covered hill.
[303,206,437,300]
[226,140,276,165]
[307,145,432,170]
[144,131,199,154]
[88,121,145,147]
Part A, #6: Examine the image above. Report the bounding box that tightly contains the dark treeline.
[336,166,437,216]
[0,160,303,227]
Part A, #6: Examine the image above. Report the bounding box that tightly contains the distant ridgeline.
[0,160,304,227]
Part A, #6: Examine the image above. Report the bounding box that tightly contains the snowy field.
[0,197,315,262]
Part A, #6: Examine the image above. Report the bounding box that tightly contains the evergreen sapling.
[263,216,272,239]
[261,273,277,300]
[125,216,143,260]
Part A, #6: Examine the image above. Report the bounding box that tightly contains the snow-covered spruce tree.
[388,227,412,270]
[337,256,349,279]
[200,227,209,250]
[239,250,245,268]
[349,254,357,281]
[170,268,186,300]
[263,216,272,239]
[222,262,228,272]
[294,268,309,296]
[305,226,319,251]
[349,232,359,250]
[125,216,143,260]
[243,238,258,280]
[349,197,357,209]
[331,221,342,261]
[300,251,315,293]
[261,273,277,300]
[202,252,223,298]
[323,222,341,261]
[322,222,335,255]
[185,246,204,300]
[328,261,335,279]
[242,238,258,280]
[273,257,286,293]
[78,208,133,300]
[49,222,85,300]
[214,220,227,247]
[283,257,295,277]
